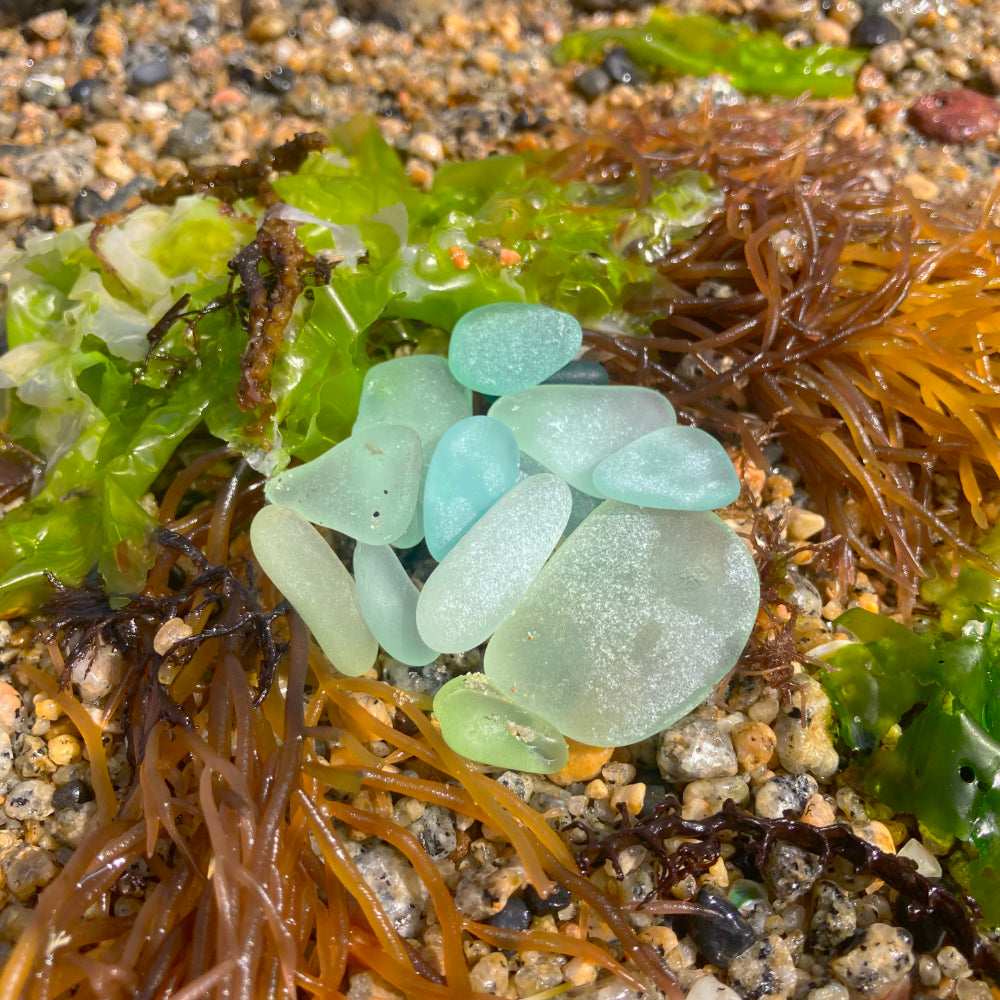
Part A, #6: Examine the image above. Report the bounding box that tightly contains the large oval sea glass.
[484,502,760,746]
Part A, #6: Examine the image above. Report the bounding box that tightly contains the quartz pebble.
[658,716,739,781]
[592,425,740,510]
[423,416,520,560]
[830,923,914,997]
[250,504,377,677]
[489,385,676,496]
[353,545,439,666]
[448,302,582,395]
[687,976,742,1000]
[485,503,759,746]
[727,936,797,1000]
[432,674,568,774]
[416,474,570,653]
[265,424,422,544]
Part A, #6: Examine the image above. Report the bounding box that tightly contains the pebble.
[658,717,739,782]
[2,844,58,901]
[830,923,914,997]
[470,952,509,995]
[762,841,822,901]
[51,778,93,811]
[574,66,612,101]
[19,76,68,109]
[250,504,378,677]
[127,47,175,89]
[688,976,742,1000]
[524,881,572,915]
[0,731,11,780]
[896,838,941,878]
[686,885,757,967]
[731,721,776,776]
[683,775,750,812]
[407,804,456,861]
[602,46,647,86]
[161,109,215,160]
[850,13,902,47]
[0,178,32,223]
[70,640,121,702]
[261,65,295,95]
[908,88,1000,143]
[0,682,23,732]
[350,841,428,938]
[486,504,759,747]
[4,778,55,820]
[937,945,971,980]
[487,894,531,930]
[772,678,839,779]
[727,935,797,1000]
[26,9,67,40]
[754,773,819,819]
[408,132,444,163]
[46,734,81,767]
[247,12,289,42]
[20,137,97,203]
[548,740,615,785]
[810,881,857,953]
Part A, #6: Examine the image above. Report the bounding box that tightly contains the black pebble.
[602,47,647,86]
[685,885,757,968]
[53,779,95,810]
[74,187,108,222]
[524,882,572,915]
[850,14,902,48]
[127,48,175,89]
[228,63,257,89]
[261,65,295,95]
[573,66,612,102]
[488,896,532,931]
[73,3,103,26]
[68,77,100,105]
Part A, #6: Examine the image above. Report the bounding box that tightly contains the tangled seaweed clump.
[570,101,1000,611]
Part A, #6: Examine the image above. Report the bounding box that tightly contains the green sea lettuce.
[0,117,722,615]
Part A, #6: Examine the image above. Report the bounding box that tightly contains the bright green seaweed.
[0,117,721,615]
[553,9,865,99]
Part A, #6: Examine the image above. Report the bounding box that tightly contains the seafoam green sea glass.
[592,425,741,510]
[265,424,421,544]
[424,416,520,561]
[484,502,759,747]
[416,474,571,653]
[354,544,439,666]
[519,452,600,535]
[448,303,583,395]
[432,673,569,774]
[489,385,676,496]
[354,355,472,548]
[250,504,377,677]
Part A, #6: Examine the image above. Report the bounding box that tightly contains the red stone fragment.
[907,88,1000,144]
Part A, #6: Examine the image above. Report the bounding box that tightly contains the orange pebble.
[549,740,615,786]
[448,245,470,269]
[499,247,522,266]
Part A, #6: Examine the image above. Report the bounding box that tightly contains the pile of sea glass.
[250,303,760,773]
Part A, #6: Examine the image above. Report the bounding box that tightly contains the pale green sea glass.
[432,673,569,774]
[354,355,472,548]
[592,425,741,510]
[424,416,520,561]
[250,504,377,677]
[265,424,421,544]
[519,452,600,535]
[489,385,676,496]
[353,544,439,666]
[448,303,582,395]
[416,474,571,653]
[484,501,760,746]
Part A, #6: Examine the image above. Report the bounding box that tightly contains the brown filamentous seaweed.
[571,101,1000,612]
[577,796,1000,986]
[142,132,327,206]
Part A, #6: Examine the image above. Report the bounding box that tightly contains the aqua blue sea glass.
[354,355,472,549]
[448,303,582,395]
[264,424,421,544]
[353,544,439,666]
[416,474,571,653]
[489,384,676,496]
[424,416,520,561]
[592,425,741,510]
[250,504,377,677]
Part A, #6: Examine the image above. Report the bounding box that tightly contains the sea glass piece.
[354,355,472,548]
[592,425,741,510]
[416,474,571,654]
[354,544,439,666]
[424,416,520,561]
[519,452,600,535]
[543,359,610,386]
[433,673,569,774]
[264,424,421,544]
[250,504,377,677]
[448,303,582,395]
[484,502,760,747]
[489,385,676,496]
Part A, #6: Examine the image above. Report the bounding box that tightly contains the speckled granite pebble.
[830,923,914,997]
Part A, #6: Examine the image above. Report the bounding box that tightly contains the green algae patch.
[553,9,865,99]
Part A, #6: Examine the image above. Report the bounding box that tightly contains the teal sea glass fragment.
[519,452,600,535]
[250,504,377,677]
[264,424,421,544]
[448,303,583,395]
[484,501,760,747]
[543,359,610,386]
[353,544,439,666]
[424,416,520,561]
[354,355,472,548]
[432,673,569,774]
[592,425,740,510]
[416,474,571,653]
[489,385,676,496]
